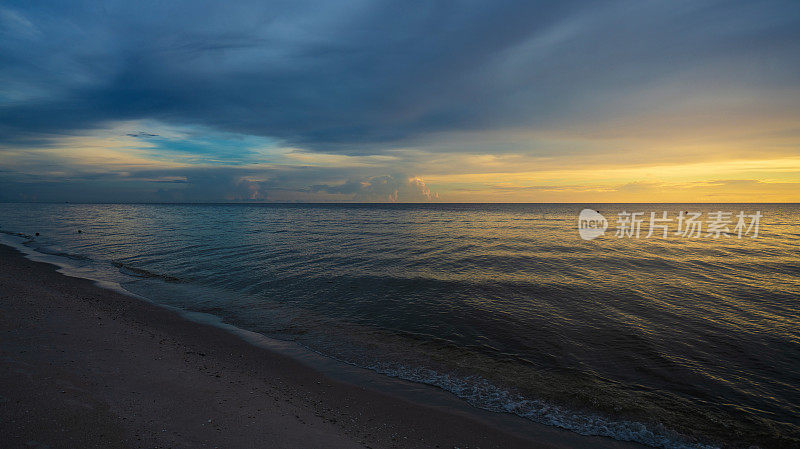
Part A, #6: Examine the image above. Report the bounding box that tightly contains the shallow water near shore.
[1,203,798,448]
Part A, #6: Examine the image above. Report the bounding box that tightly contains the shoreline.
[0,242,642,448]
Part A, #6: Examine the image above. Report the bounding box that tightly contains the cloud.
[0,163,442,202]
[311,175,438,201]
[0,7,40,39]
[1,0,798,155]
[0,1,798,202]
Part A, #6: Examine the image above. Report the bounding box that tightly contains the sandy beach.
[0,243,643,449]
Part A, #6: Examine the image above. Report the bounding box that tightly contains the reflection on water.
[1,203,798,448]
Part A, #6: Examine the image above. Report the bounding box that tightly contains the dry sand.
[0,243,642,448]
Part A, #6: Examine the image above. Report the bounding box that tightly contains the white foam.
[369,363,719,449]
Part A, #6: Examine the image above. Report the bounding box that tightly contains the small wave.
[369,363,718,449]
[1,229,93,260]
[0,229,34,240]
[113,262,183,283]
[33,246,91,261]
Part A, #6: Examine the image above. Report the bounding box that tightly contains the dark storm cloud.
[2,0,798,154]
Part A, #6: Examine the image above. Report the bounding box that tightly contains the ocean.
[0,203,797,448]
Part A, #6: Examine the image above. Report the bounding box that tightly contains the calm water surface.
[1,203,798,448]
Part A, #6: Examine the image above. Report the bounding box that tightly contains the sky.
[1,0,799,202]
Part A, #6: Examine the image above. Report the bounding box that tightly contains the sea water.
[1,203,797,448]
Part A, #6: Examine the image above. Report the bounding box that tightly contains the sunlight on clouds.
[425,157,800,202]
[1,0,798,202]
[0,135,185,175]
[424,157,800,184]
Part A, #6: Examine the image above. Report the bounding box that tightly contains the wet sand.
[0,243,641,448]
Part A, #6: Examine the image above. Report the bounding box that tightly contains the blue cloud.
[129,129,277,164]
[1,0,797,156]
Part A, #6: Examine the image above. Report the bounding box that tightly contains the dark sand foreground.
[0,243,641,449]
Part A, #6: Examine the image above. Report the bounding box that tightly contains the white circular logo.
[578,209,607,241]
